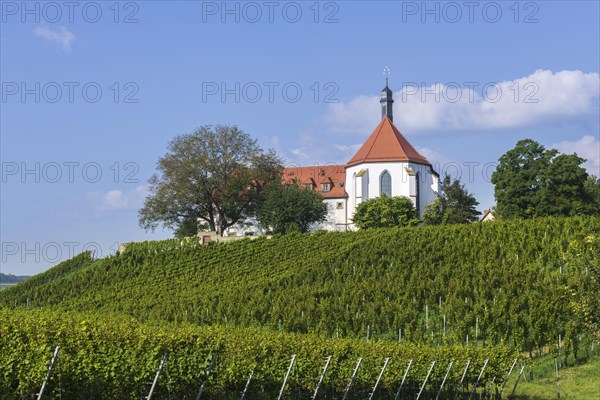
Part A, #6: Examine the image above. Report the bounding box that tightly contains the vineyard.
[0,216,598,398]
[2,217,598,352]
[0,307,516,399]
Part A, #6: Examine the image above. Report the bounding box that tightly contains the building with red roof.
[275,81,440,232]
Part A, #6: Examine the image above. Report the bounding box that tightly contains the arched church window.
[380,170,392,197]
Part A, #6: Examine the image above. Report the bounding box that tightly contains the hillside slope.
[2,217,598,352]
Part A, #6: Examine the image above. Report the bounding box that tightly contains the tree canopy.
[422,175,481,225]
[256,181,327,234]
[139,125,282,235]
[352,195,418,229]
[491,138,598,219]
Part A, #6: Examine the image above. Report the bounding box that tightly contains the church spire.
[380,66,394,121]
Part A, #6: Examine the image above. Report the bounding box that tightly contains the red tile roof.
[347,116,431,167]
[283,165,347,198]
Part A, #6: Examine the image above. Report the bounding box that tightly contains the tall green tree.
[256,181,327,234]
[584,175,600,211]
[352,196,418,229]
[139,125,282,235]
[421,197,444,225]
[492,138,596,219]
[538,154,591,216]
[423,175,481,225]
[491,139,557,219]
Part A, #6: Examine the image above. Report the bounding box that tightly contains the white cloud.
[89,186,147,211]
[415,146,450,166]
[271,131,352,166]
[554,135,600,177]
[324,70,599,134]
[34,26,76,52]
[290,147,310,159]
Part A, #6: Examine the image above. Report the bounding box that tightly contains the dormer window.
[321,183,331,192]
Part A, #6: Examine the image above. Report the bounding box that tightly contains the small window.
[304,184,313,190]
[321,183,331,192]
[336,202,344,209]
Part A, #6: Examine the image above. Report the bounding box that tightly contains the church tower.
[380,78,394,121]
[344,79,440,228]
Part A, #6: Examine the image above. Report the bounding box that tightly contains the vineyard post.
[239,369,254,400]
[368,357,390,400]
[509,364,526,399]
[399,328,401,342]
[195,353,216,400]
[558,335,562,368]
[435,360,454,400]
[342,357,362,400]
[37,346,60,400]
[443,315,446,337]
[476,317,479,346]
[426,305,429,330]
[367,325,370,341]
[416,360,436,400]
[277,354,296,400]
[468,358,488,400]
[147,353,168,400]
[394,359,413,400]
[456,359,471,393]
[311,355,332,400]
[498,358,518,396]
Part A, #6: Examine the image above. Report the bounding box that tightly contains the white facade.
[312,198,348,232]
[345,162,439,227]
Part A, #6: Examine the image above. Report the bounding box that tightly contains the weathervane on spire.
[383,66,390,86]
[381,66,393,121]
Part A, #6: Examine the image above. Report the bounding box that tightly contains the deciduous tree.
[491,139,556,219]
[139,125,282,235]
[256,181,327,234]
[492,138,597,218]
[423,175,481,225]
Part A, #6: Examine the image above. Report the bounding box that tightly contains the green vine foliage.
[1,217,598,354]
[0,308,516,399]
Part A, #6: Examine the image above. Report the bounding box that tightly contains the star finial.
[383,66,390,86]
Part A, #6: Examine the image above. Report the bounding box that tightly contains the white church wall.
[311,197,348,232]
[346,161,439,226]
[408,162,439,215]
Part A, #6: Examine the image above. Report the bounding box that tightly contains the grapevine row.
[0,307,516,399]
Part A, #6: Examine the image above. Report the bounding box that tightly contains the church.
[280,82,440,231]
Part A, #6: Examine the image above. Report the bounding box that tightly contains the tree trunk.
[218,212,227,236]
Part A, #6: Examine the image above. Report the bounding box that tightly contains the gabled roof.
[347,116,431,167]
[282,165,347,198]
[480,209,495,222]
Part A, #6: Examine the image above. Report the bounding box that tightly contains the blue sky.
[1,0,599,275]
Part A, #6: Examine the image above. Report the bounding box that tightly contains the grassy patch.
[508,353,600,399]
